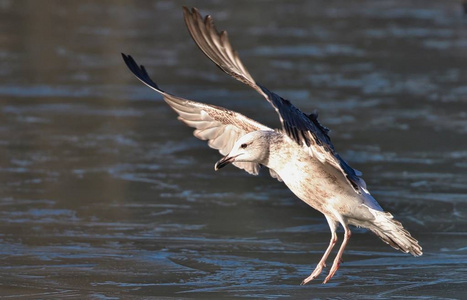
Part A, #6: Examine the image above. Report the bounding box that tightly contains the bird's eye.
[240,143,248,149]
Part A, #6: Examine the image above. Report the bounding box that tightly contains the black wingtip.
[121,53,133,63]
[121,52,135,70]
[121,52,128,64]
[121,52,161,92]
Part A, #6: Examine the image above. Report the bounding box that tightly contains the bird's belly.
[275,158,359,217]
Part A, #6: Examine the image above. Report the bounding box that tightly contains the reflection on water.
[1,0,466,298]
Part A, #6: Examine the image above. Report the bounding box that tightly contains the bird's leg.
[301,217,338,285]
[323,225,351,284]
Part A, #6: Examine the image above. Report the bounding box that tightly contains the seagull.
[122,7,422,284]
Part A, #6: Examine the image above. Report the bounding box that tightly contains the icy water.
[1,1,467,299]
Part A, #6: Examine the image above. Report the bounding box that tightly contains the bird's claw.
[301,263,325,285]
[322,258,343,284]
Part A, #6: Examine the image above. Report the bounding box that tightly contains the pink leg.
[301,216,338,285]
[323,224,351,284]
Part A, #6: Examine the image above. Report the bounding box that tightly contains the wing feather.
[122,53,273,176]
[183,7,364,193]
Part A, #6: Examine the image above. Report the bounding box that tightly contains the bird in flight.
[122,7,422,284]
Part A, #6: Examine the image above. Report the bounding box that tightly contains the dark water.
[1,0,467,299]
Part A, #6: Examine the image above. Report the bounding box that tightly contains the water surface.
[1,1,466,299]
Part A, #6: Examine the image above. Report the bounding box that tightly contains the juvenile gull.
[122,7,422,284]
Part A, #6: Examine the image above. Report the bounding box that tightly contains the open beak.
[214,155,236,170]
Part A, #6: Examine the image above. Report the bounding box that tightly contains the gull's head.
[215,131,271,170]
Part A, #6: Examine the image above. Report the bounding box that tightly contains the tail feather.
[367,209,423,256]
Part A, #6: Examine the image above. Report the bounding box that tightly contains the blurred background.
[1,0,466,298]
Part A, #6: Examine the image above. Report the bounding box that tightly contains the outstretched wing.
[183,7,364,193]
[122,53,274,176]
